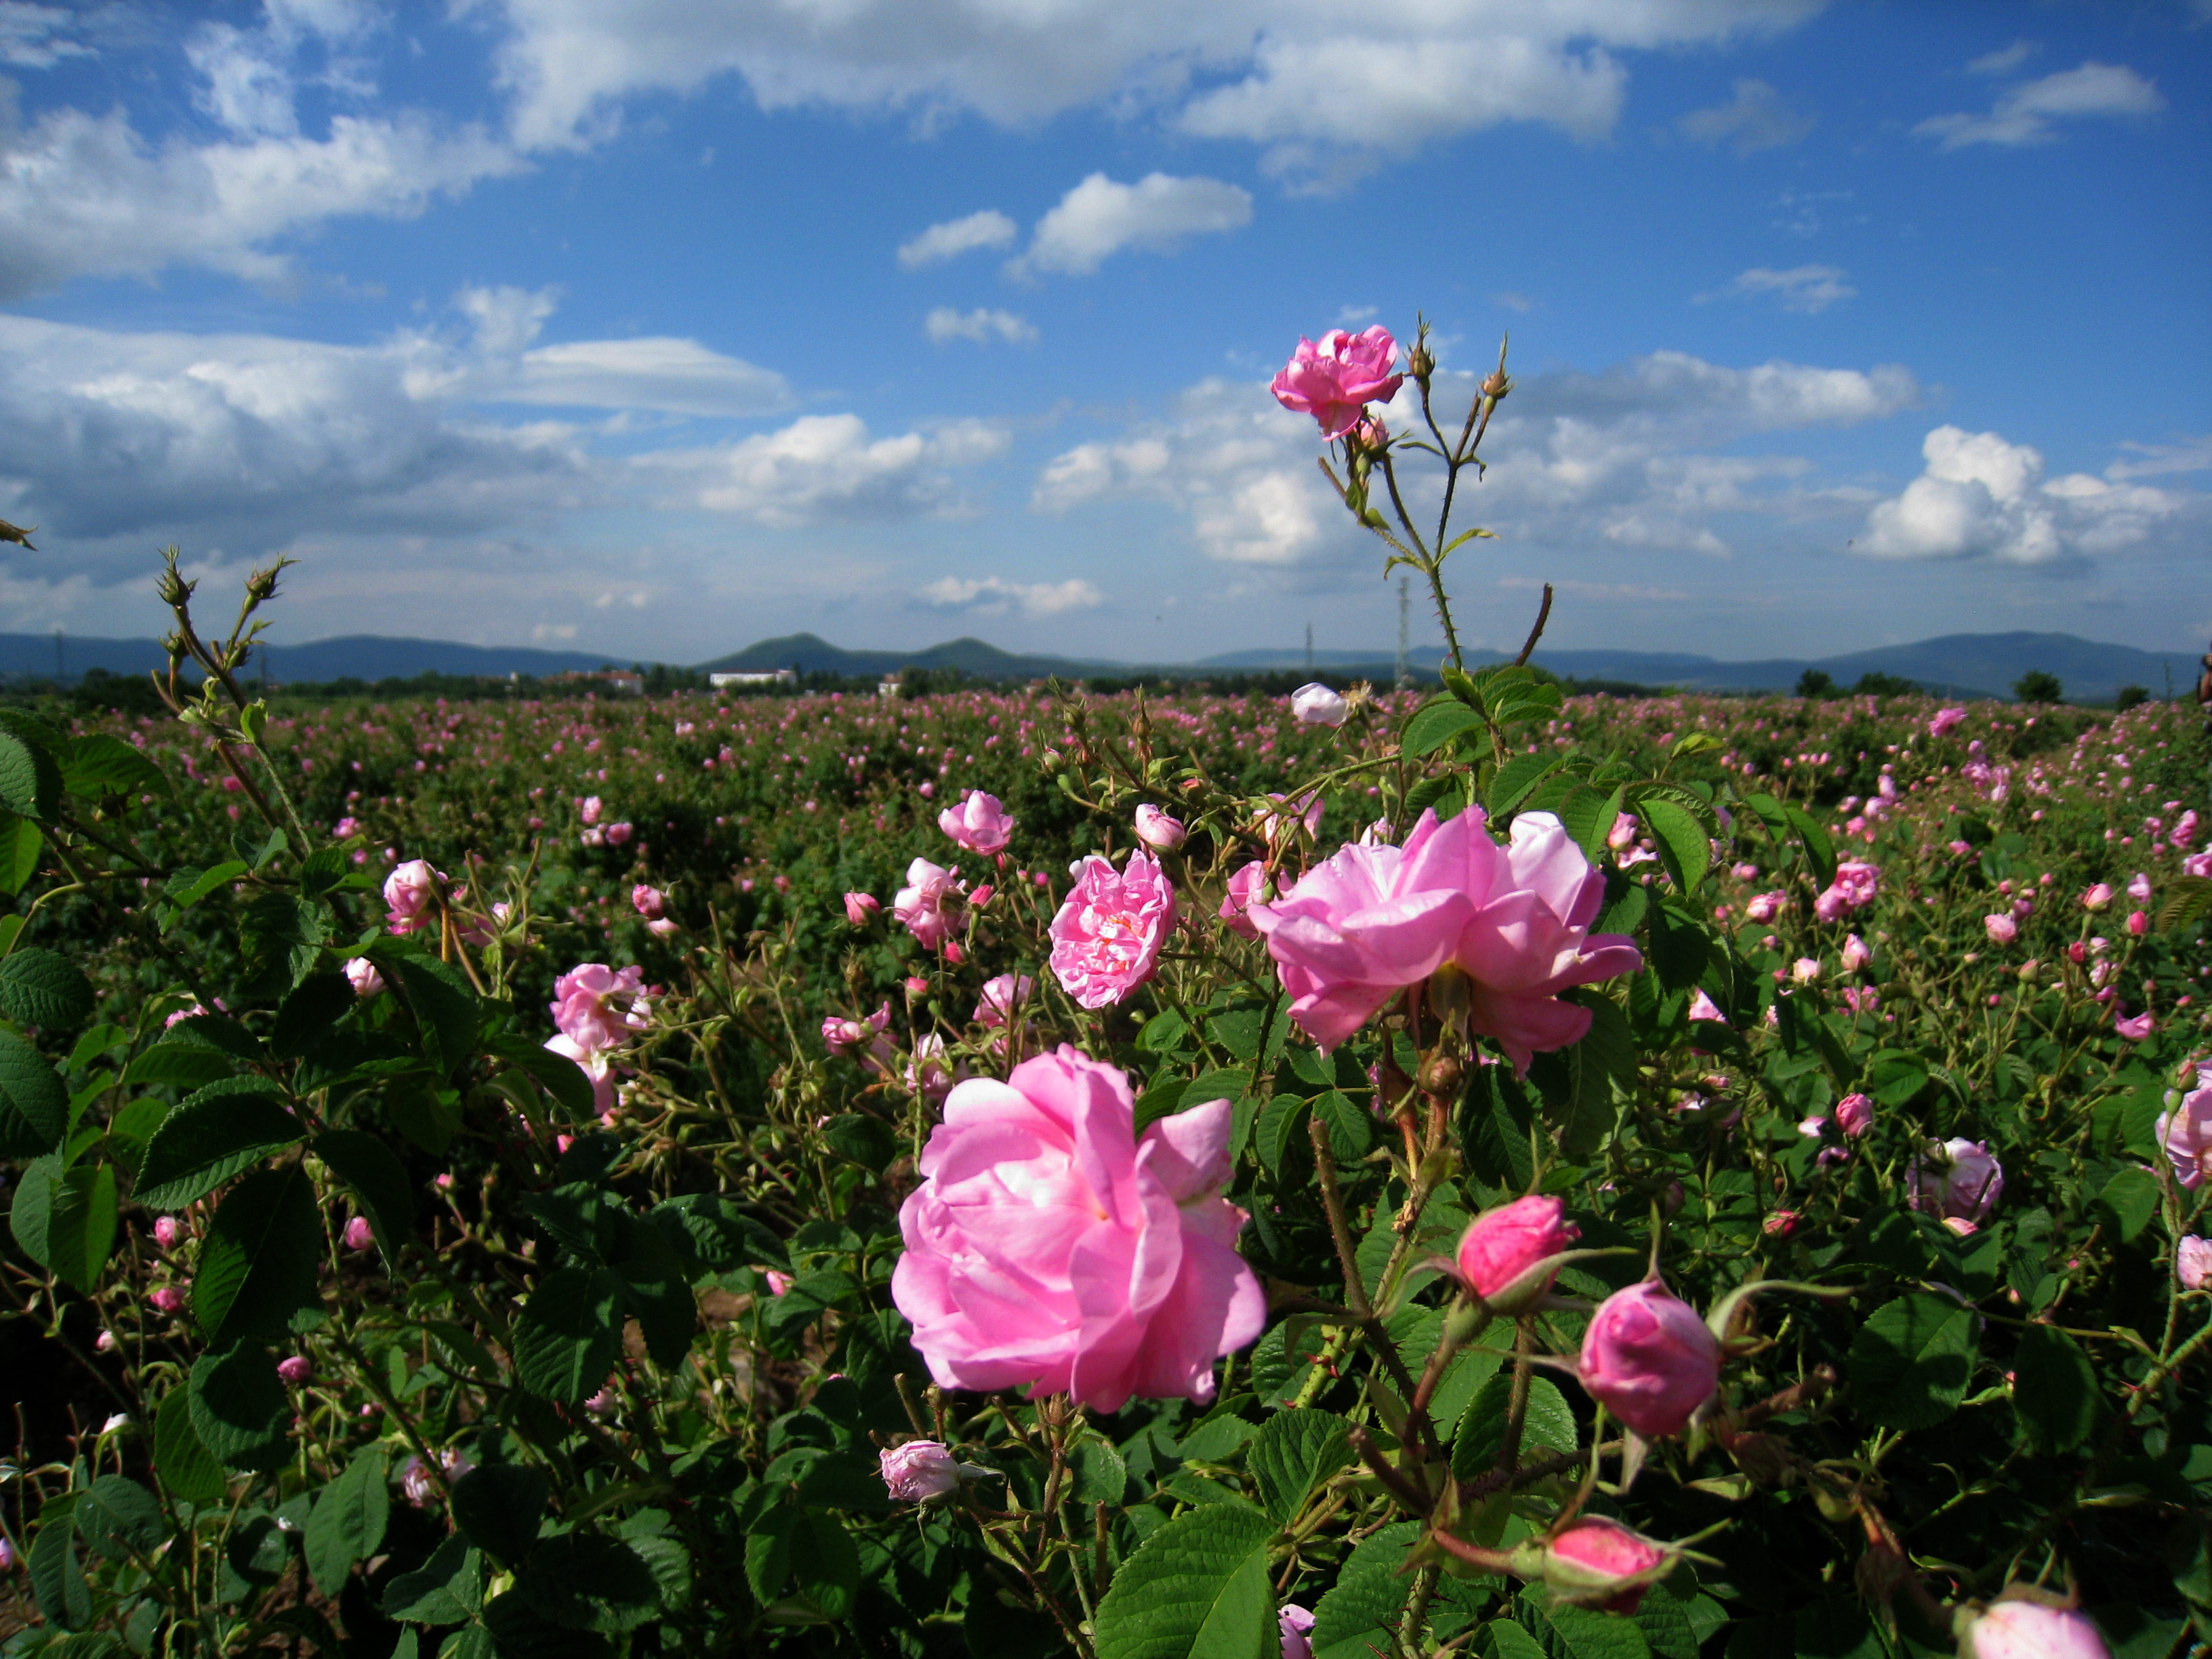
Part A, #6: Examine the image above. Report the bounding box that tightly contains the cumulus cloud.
[660,414,1009,527]
[1013,172,1251,276]
[1859,425,2190,565]
[1917,62,2165,148]
[897,209,1017,268]
[1675,79,1814,155]
[922,575,1101,615]
[1704,264,1855,314]
[925,306,1036,345]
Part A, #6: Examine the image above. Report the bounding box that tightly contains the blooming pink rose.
[2127,871,2151,901]
[344,957,384,998]
[880,1441,962,1502]
[1959,1600,2111,1659]
[1454,1195,1580,1311]
[1835,1092,1875,1137]
[1219,861,1269,939]
[631,884,665,920]
[1542,1517,1671,1614]
[1745,890,1788,923]
[384,859,442,935]
[1048,851,1176,1009]
[277,1355,312,1387]
[973,973,1035,1028]
[549,963,645,1054]
[895,858,968,951]
[2082,882,2114,912]
[1134,804,1187,851]
[906,1032,960,1100]
[823,1001,892,1059]
[2176,1236,2212,1290]
[1290,683,1349,727]
[1687,988,1729,1025]
[1908,1139,2004,1230]
[1262,791,1325,851]
[603,821,633,847]
[1929,708,1967,738]
[2186,851,2212,879]
[1814,861,1880,923]
[579,796,603,827]
[1984,913,2018,944]
[2115,1010,2154,1040]
[1270,326,1404,438]
[343,1216,375,1251]
[890,1047,1264,1412]
[939,789,1015,855]
[843,890,881,926]
[1279,1605,1316,1659]
[1578,1279,1721,1438]
[2156,1068,2212,1189]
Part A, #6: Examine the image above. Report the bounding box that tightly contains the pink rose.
[2186,851,2212,879]
[895,857,968,951]
[1984,913,2018,945]
[1687,988,1729,1026]
[150,1286,185,1313]
[2082,883,2114,912]
[1578,1279,1721,1438]
[1745,891,1788,924]
[1959,1599,2111,1659]
[1134,804,1187,851]
[823,1001,893,1059]
[2156,1069,2212,1189]
[603,821,633,846]
[890,1046,1264,1412]
[1270,326,1404,438]
[939,789,1015,855]
[2126,909,2148,937]
[1541,1517,1671,1614]
[761,1269,792,1296]
[1048,851,1176,1009]
[1814,861,1879,922]
[631,884,665,920]
[544,1033,617,1117]
[153,1216,182,1250]
[1908,1139,2004,1230]
[277,1356,312,1387]
[2176,1236,2212,1290]
[1454,1195,1580,1312]
[906,1033,959,1101]
[344,958,384,998]
[1841,933,1871,972]
[844,890,881,926]
[973,973,1035,1028]
[1929,708,1967,738]
[579,796,603,826]
[2127,872,2151,901]
[1279,1605,1316,1659]
[343,1216,375,1251]
[1219,860,1269,940]
[2115,1010,2154,1040]
[1835,1092,1874,1137]
[1290,683,1349,727]
[880,1440,962,1502]
[384,859,442,935]
[1262,791,1325,851]
[549,962,645,1054]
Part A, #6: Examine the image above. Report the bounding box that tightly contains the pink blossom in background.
[1262,790,1326,850]
[277,1356,312,1386]
[1279,1605,1316,1659]
[973,972,1036,1028]
[2158,1067,2212,1189]
[2115,1010,2155,1041]
[1908,1139,2005,1231]
[895,858,968,951]
[939,789,1015,855]
[880,1441,962,1502]
[1578,1279,1722,1438]
[844,890,881,925]
[2176,1236,2212,1290]
[150,1286,184,1313]
[332,816,359,838]
[1218,861,1268,939]
[1745,891,1788,923]
[1958,1600,2110,1659]
[890,1046,1265,1412]
[549,963,645,1053]
[1814,861,1880,922]
[604,821,633,846]
[1607,813,1639,851]
[579,796,602,826]
[544,1036,617,1117]
[1791,958,1821,983]
[1290,683,1349,727]
[1984,913,2018,945]
[2186,851,2212,879]
[1133,804,1187,851]
[1929,708,1967,738]
[153,1216,182,1250]
[906,1033,959,1100]
[2127,872,2152,901]
[823,1002,892,1058]
[631,884,665,920]
[1687,988,1728,1025]
[1544,1517,1670,1614]
[1454,1195,1580,1311]
[1269,326,1404,438]
[343,1216,375,1251]
[1835,1092,1874,1136]
[763,1269,792,1296]
[383,859,442,934]
[1048,851,1176,1008]
[344,957,384,998]
[1841,934,1871,972]
[1840,985,1879,1015]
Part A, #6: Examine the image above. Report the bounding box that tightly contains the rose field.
[2,328,2211,1659]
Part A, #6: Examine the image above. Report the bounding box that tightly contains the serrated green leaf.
[513,1265,625,1401]
[0,720,62,821]
[0,1024,66,1155]
[0,813,43,895]
[1487,752,1565,820]
[452,1463,547,1568]
[1309,1521,1422,1659]
[373,948,483,1073]
[77,1475,163,1564]
[1246,1408,1354,1525]
[304,1446,392,1597]
[155,1384,226,1503]
[189,1343,291,1471]
[483,1032,596,1122]
[1638,798,1711,895]
[384,1535,483,1623]
[135,1079,302,1210]
[193,1163,323,1345]
[60,735,169,800]
[1847,1292,1978,1431]
[314,1129,413,1265]
[2011,1323,2097,1454]
[1256,1094,1309,1174]
[1094,1503,1278,1659]
[1452,1374,1578,1480]
[30,1509,90,1630]
[1404,698,1486,758]
[2156,876,2212,935]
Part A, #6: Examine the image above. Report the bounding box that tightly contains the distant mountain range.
[9,627,2197,705]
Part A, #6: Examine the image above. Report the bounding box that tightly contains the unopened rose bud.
[153,1216,182,1249]
[1578,1280,1721,1438]
[1418,1052,1462,1097]
[1454,1195,1579,1313]
[277,1356,312,1387]
[1522,1517,1668,1613]
[1958,1597,2111,1659]
[1134,804,1187,851]
[150,1287,184,1313]
[1408,343,1435,379]
[880,1439,962,1502]
[1481,367,1512,399]
[843,891,880,926]
[343,1216,375,1251]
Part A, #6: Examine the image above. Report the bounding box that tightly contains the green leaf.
[1638,798,1711,895]
[1847,1292,1980,1431]
[1093,1503,1278,1659]
[1865,1050,1931,1107]
[2094,1166,2160,1242]
[44,1161,118,1292]
[298,844,352,899]
[0,813,45,895]
[1523,1590,1654,1659]
[822,1112,896,1167]
[1309,1521,1422,1659]
[785,1509,860,1624]
[164,1011,264,1061]
[60,734,169,800]
[272,973,354,1060]
[512,1265,626,1401]
[164,861,251,916]
[30,1509,90,1630]
[1784,805,1837,891]
[303,1447,391,1597]
[155,1384,227,1503]
[0,1024,66,1154]
[0,949,93,1029]
[134,1079,302,1210]
[485,1033,597,1122]
[384,1535,484,1623]
[0,718,62,821]
[78,1475,163,1563]
[189,1343,291,1471]
[314,1130,413,1265]
[1487,754,1565,821]
[2011,1323,2097,1454]
[452,1463,548,1568]
[193,1164,324,1345]
[1246,1409,1354,1525]
[745,1506,798,1605]
[374,949,484,1073]
[239,892,331,998]
[1404,698,1486,758]
[1314,1090,1374,1162]
[1256,1094,1309,1174]
[517,1532,660,1628]
[1452,1374,1578,1480]
[121,1039,237,1090]
[2155,875,2212,936]
[651,1193,785,1272]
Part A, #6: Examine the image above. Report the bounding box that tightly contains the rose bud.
[1532,1517,1671,1613]
[1578,1279,1722,1438]
[153,1216,182,1249]
[277,1356,312,1387]
[1134,804,1187,852]
[1454,1195,1580,1313]
[1834,1092,1874,1138]
[1959,1598,2112,1659]
[880,1440,962,1503]
[150,1287,184,1313]
[2081,883,2114,912]
[1290,683,1349,727]
[343,1216,376,1251]
[843,891,880,926]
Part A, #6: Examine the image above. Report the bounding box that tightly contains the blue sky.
[0,0,2205,665]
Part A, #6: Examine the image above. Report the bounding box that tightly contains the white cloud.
[0,3,96,69]
[897,209,1017,269]
[922,575,1102,616]
[663,413,1010,526]
[1917,62,2165,148]
[2107,437,2212,480]
[1967,41,2036,76]
[1014,172,1251,276]
[1858,424,2192,565]
[924,306,1037,346]
[1676,78,1814,155]
[508,339,792,415]
[1500,574,1692,602]
[1705,264,1855,314]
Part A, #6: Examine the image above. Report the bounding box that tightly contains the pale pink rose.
[1454,1195,1580,1312]
[1929,708,1967,738]
[153,1216,182,1250]
[631,884,665,920]
[2082,882,2114,912]
[906,1033,959,1100]
[549,963,645,1053]
[880,1441,962,1502]
[1841,985,1880,1015]
[764,1269,792,1296]
[1270,326,1404,438]
[1729,861,1760,882]
[1048,851,1176,1009]
[1350,413,1389,449]
[1959,1600,2110,1659]
[1745,890,1788,923]
[277,1356,312,1387]
[1543,1516,1671,1614]
[2186,851,2212,879]
[823,1001,892,1058]
[1261,791,1326,851]
[844,890,881,926]
[1841,933,1871,972]
[1134,804,1187,851]
[1578,1279,1721,1438]
[579,796,603,826]
[2127,872,2152,901]
[384,859,442,935]
[343,1216,375,1251]
[2116,1010,2154,1040]
[1687,988,1729,1025]
[1814,861,1879,922]
[2176,1236,2212,1290]
[1791,958,1821,983]
[1607,813,1639,851]
[150,1286,185,1313]
[939,790,1015,855]
[1218,861,1268,939]
[647,918,679,939]
[603,821,633,847]
[973,973,1035,1028]
[2126,909,2149,937]
[400,1456,436,1507]
[1279,1605,1316,1659]
[544,1033,617,1116]
[344,957,384,998]
[1908,1139,2004,1229]
[2158,1069,2212,1189]
[1835,1092,1874,1137]
[1290,683,1349,727]
[1985,913,2018,945]
[890,1046,1265,1412]
[895,857,968,951]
